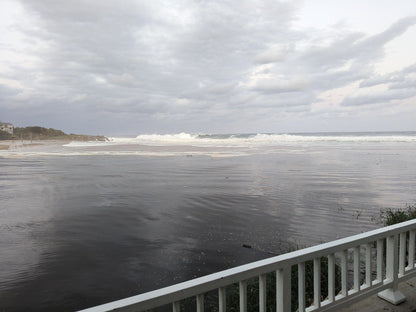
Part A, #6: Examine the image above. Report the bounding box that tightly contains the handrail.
[78,219,416,312]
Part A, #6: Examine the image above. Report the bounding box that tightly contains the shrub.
[380,204,416,226]
[0,130,12,140]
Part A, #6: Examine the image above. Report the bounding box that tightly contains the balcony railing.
[78,219,416,312]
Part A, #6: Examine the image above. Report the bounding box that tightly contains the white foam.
[250,134,416,143]
[63,141,114,147]
[107,132,416,146]
[0,150,245,158]
[3,132,413,158]
[135,132,197,142]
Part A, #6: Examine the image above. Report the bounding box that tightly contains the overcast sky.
[0,0,415,135]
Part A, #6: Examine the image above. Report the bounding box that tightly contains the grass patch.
[380,204,416,226]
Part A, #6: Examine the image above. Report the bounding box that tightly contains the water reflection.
[0,144,415,311]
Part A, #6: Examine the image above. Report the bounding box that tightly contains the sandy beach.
[0,140,74,155]
[0,138,249,158]
[0,140,62,149]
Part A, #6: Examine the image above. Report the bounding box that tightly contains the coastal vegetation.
[0,130,11,140]
[0,126,107,141]
[379,204,416,226]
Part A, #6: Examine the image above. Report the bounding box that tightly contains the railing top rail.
[78,219,416,312]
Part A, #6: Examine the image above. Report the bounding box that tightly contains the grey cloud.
[341,89,415,106]
[359,75,392,88]
[233,91,312,110]
[311,18,414,72]
[1,1,415,134]
[251,78,310,93]
[254,45,293,64]
[0,84,21,98]
[289,18,415,78]
[389,80,416,90]
[357,16,416,50]
[106,73,140,88]
[180,82,238,101]
[312,64,371,91]
[298,32,366,72]
[248,17,416,108]
[359,63,416,91]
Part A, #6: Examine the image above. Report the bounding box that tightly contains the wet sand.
[0,139,249,158]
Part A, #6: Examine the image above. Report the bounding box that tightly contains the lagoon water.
[0,132,415,311]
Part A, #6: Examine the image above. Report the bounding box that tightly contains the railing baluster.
[259,274,267,312]
[276,266,291,312]
[365,243,372,287]
[353,246,360,292]
[298,262,305,312]
[399,232,406,276]
[328,254,335,303]
[219,287,226,312]
[239,280,247,312]
[173,301,180,312]
[378,234,406,305]
[386,235,397,283]
[408,230,416,270]
[313,257,321,308]
[196,294,204,312]
[376,239,384,283]
[341,250,348,297]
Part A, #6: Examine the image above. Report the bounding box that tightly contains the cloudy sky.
[0,0,415,135]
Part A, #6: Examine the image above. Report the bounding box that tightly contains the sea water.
[0,132,415,311]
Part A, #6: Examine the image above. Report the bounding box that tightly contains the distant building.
[0,122,14,135]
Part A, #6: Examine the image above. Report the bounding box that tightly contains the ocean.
[0,132,415,311]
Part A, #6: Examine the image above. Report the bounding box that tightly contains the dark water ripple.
[0,145,415,311]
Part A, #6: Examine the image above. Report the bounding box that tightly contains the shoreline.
[0,139,246,158]
[0,139,71,152]
[1,137,415,159]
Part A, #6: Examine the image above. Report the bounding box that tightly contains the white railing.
[78,219,416,312]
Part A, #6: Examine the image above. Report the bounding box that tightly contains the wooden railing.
[78,219,416,312]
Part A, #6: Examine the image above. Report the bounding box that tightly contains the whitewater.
[70,131,416,146]
[1,132,415,158]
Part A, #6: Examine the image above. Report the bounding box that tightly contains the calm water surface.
[0,142,415,311]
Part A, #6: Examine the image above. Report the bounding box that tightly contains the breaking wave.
[3,131,414,158]
[100,132,416,146]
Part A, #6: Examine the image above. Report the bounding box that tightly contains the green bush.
[14,126,66,139]
[0,130,12,140]
[380,204,416,226]
[11,126,107,141]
